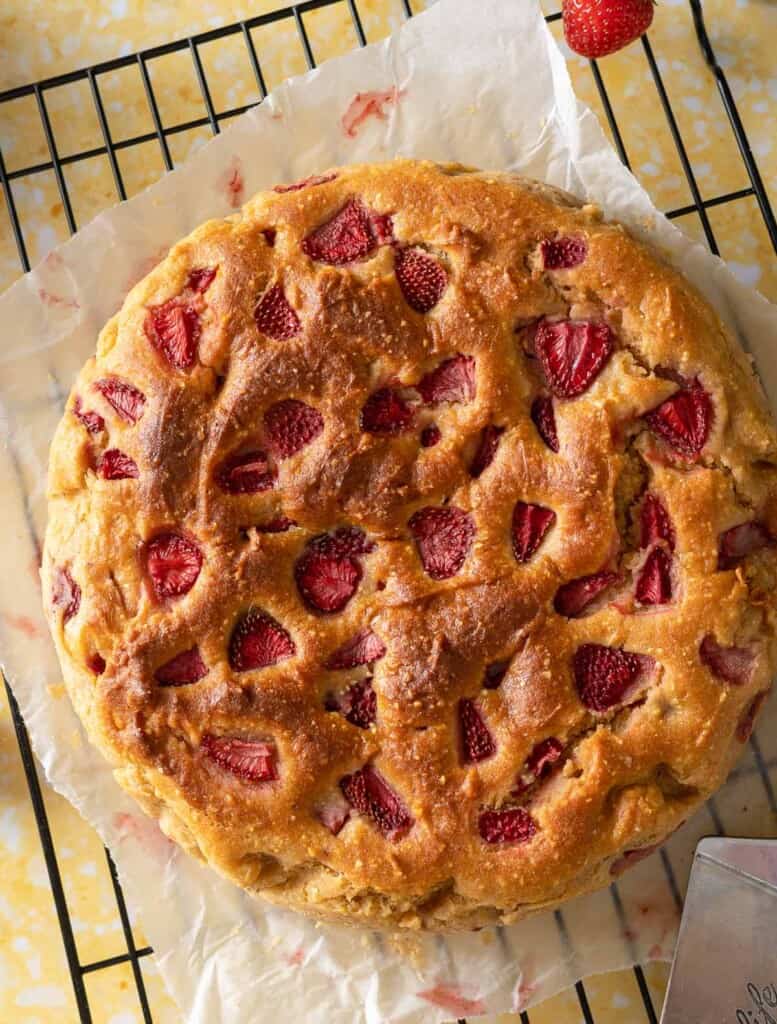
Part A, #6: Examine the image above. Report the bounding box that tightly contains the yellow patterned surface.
[0,0,774,1020]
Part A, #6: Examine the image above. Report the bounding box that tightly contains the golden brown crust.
[43,160,777,930]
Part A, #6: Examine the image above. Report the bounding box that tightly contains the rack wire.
[0,1,775,1021]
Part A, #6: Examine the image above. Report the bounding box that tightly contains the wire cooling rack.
[0,1,775,1022]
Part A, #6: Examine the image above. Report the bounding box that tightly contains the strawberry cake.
[43,160,777,930]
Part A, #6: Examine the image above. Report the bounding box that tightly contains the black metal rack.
[0,1,775,1021]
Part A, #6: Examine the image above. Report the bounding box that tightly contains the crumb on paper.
[47,682,66,699]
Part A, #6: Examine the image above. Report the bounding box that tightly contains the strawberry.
[531,395,560,452]
[73,396,105,434]
[317,794,351,835]
[512,501,556,563]
[264,399,323,458]
[417,354,476,405]
[94,378,146,424]
[459,699,496,764]
[640,493,675,551]
[86,653,106,675]
[574,643,653,711]
[540,236,587,270]
[262,228,277,247]
[737,691,769,743]
[534,318,613,398]
[717,521,771,571]
[645,379,712,459]
[408,506,475,580]
[301,198,390,265]
[97,449,139,480]
[326,677,377,729]
[186,267,217,293]
[229,609,295,671]
[394,247,447,313]
[155,646,208,686]
[145,299,200,369]
[470,425,505,478]
[610,842,661,878]
[202,734,278,783]
[325,628,386,670]
[562,0,655,59]
[216,449,276,494]
[144,532,203,600]
[420,424,441,448]
[295,527,375,614]
[256,516,297,534]
[478,807,537,845]
[273,172,337,193]
[254,284,301,341]
[361,387,416,435]
[635,546,672,605]
[525,737,563,779]
[52,567,80,624]
[699,635,754,686]
[554,570,618,617]
[483,660,510,689]
[339,764,413,840]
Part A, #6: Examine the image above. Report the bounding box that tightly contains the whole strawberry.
[562,0,655,59]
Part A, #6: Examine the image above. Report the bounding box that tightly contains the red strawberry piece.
[459,698,496,764]
[254,284,301,341]
[155,646,208,686]
[512,501,556,563]
[257,516,297,534]
[186,267,217,293]
[574,643,653,711]
[262,228,277,247]
[717,521,771,571]
[699,635,754,686]
[86,653,106,675]
[420,424,441,448]
[408,506,475,580]
[562,0,655,59]
[361,387,415,435]
[328,677,377,729]
[534,318,614,399]
[264,399,323,458]
[326,628,386,670]
[301,198,387,265]
[483,660,509,689]
[325,526,376,557]
[144,532,202,600]
[145,299,200,369]
[295,528,374,614]
[216,449,276,494]
[645,379,712,459]
[540,237,587,270]
[531,395,559,453]
[371,213,395,246]
[317,794,351,835]
[273,172,337,193]
[635,546,673,605]
[478,807,537,845]
[94,378,146,424]
[554,571,618,617]
[640,493,675,551]
[73,396,104,434]
[52,567,80,624]
[470,425,505,478]
[610,842,661,878]
[417,354,476,405]
[202,734,278,783]
[229,609,295,671]
[97,449,139,480]
[394,247,447,313]
[736,691,769,743]
[526,737,563,779]
[339,764,413,840]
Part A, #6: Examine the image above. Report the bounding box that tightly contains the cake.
[43,160,777,930]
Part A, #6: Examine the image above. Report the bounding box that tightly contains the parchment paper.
[2,1,776,1020]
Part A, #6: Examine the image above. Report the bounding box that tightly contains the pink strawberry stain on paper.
[113,812,175,862]
[417,981,486,1016]
[3,613,42,638]
[341,88,405,139]
[220,156,245,208]
[283,946,305,967]
[38,288,79,311]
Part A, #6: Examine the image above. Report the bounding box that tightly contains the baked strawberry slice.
[229,609,295,671]
[540,236,587,270]
[699,635,754,686]
[94,378,146,424]
[459,699,496,764]
[256,516,297,534]
[717,521,771,571]
[301,198,389,265]
[145,299,200,369]
[155,646,208,686]
[326,677,377,729]
[202,734,278,783]
[408,506,475,580]
[534,318,613,398]
[420,424,441,447]
[635,546,673,605]
[394,247,447,313]
[216,449,276,494]
[295,527,375,614]
[73,396,105,434]
[264,399,324,458]
[417,354,476,405]
[317,793,351,835]
[479,807,537,845]
[645,379,712,459]
[254,284,301,341]
[640,493,675,551]
[325,628,386,670]
[526,737,563,779]
[554,571,618,617]
[86,653,106,675]
[97,449,139,480]
[574,643,654,711]
[186,267,217,293]
[512,501,556,563]
[736,691,769,743]
[483,660,510,689]
[610,842,661,878]
[52,567,80,624]
[360,388,415,435]
[339,764,413,840]
[470,425,505,478]
[531,395,559,452]
[144,532,202,600]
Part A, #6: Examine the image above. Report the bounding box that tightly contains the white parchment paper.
[2,1,776,1020]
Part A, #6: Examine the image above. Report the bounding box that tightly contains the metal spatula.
[660,837,777,1023]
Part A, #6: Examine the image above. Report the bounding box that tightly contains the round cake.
[43,159,777,930]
